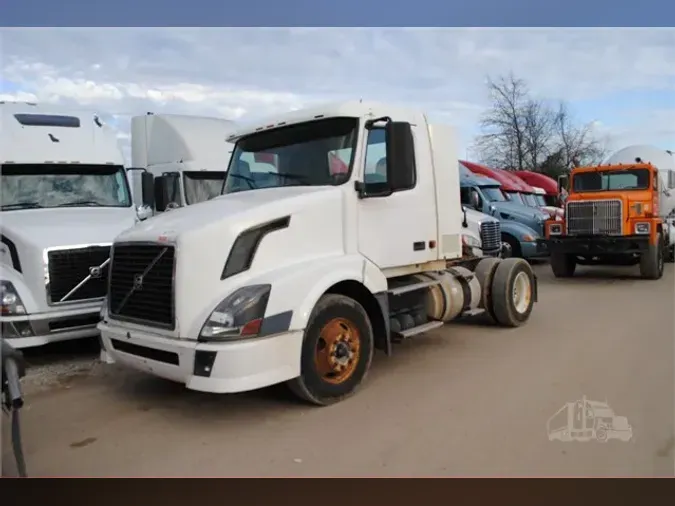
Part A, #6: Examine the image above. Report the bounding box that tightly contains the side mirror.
[136,205,153,221]
[154,173,180,212]
[557,174,568,194]
[470,190,481,210]
[140,171,155,208]
[385,121,415,191]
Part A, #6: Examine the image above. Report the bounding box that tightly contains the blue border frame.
[3,0,675,27]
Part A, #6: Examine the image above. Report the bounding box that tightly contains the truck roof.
[460,160,529,192]
[131,113,236,170]
[226,100,428,143]
[458,162,501,187]
[512,170,558,195]
[572,162,657,174]
[0,102,124,165]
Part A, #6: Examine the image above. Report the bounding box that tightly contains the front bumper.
[521,240,549,259]
[98,320,304,394]
[545,235,651,256]
[1,308,101,349]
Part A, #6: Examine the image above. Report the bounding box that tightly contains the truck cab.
[513,170,561,207]
[128,113,236,214]
[98,101,538,406]
[0,102,143,349]
[458,164,546,259]
[544,145,675,279]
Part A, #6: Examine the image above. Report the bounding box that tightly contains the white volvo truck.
[129,113,236,214]
[0,102,150,349]
[98,101,538,405]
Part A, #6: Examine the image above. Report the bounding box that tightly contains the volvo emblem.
[89,266,103,279]
[133,273,144,290]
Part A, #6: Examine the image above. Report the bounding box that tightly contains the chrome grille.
[480,221,501,251]
[107,243,176,330]
[46,245,111,304]
[566,200,622,236]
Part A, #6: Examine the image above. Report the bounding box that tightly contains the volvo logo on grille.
[89,266,103,279]
[133,273,144,290]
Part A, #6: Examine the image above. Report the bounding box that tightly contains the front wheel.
[639,232,664,280]
[550,252,576,278]
[287,294,374,406]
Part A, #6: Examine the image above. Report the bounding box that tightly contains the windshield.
[506,191,524,205]
[521,192,538,207]
[183,171,227,205]
[482,186,507,202]
[572,168,650,192]
[1,164,132,211]
[535,194,547,206]
[222,117,358,194]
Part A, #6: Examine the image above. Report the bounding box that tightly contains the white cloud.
[1,27,673,160]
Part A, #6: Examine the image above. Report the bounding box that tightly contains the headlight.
[549,223,563,235]
[199,284,271,341]
[635,222,650,235]
[1,280,27,316]
[462,235,481,248]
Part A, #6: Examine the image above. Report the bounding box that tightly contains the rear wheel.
[550,252,576,278]
[474,257,501,323]
[489,258,536,327]
[287,294,374,406]
[639,232,664,280]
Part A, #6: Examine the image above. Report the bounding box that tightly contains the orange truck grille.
[565,199,623,236]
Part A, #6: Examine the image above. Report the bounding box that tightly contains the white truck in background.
[0,102,149,349]
[129,113,236,214]
[98,101,538,406]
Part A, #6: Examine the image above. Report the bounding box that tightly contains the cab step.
[394,320,444,339]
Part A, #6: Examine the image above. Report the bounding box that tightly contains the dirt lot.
[2,263,674,477]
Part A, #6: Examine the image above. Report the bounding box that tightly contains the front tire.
[489,257,536,327]
[287,294,374,406]
[550,252,576,278]
[639,232,664,280]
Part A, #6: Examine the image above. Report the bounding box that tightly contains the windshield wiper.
[265,172,310,183]
[58,200,106,207]
[1,202,44,211]
[224,173,257,191]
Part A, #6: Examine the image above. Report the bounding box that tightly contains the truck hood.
[464,207,498,225]
[117,186,341,243]
[1,207,138,250]
[492,201,548,221]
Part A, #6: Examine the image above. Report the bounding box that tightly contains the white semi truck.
[98,101,538,405]
[129,113,236,214]
[0,102,151,349]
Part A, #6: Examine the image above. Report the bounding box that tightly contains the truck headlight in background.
[548,223,563,236]
[462,235,481,248]
[1,281,27,316]
[199,284,271,342]
[635,222,650,235]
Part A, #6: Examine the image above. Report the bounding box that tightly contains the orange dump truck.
[542,154,675,279]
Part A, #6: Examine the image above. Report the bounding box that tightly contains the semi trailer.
[98,101,539,406]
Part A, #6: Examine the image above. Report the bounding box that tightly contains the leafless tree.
[552,101,608,169]
[475,73,530,170]
[473,73,609,175]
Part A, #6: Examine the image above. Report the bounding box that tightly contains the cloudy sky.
[1,28,673,162]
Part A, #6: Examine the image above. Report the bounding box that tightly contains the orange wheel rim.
[314,317,361,385]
